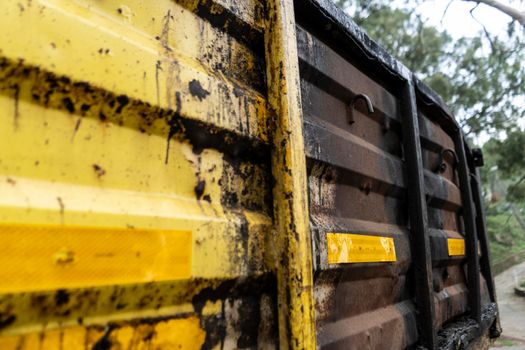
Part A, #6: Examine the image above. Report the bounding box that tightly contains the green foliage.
[494,338,516,347]
[494,130,525,178]
[483,129,525,203]
[335,1,525,136]
[448,37,525,135]
[485,204,525,264]
[351,3,451,77]
[507,182,525,203]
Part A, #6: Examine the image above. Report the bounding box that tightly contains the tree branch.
[462,0,525,27]
[469,3,496,51]
[514,173,525,187]
[441,0,455,25]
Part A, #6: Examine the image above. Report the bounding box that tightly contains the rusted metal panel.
[415,85,498,346]
[295,0,498,349]
[296,7,421,348]
[416,96,486,330]
[470,167,502,337]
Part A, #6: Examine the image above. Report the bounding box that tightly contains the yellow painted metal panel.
[265,0,317,347]
[0,224,191,293]
[0,0,275,345]
[327,233,397,264]
[0,90,221,202]
[0,86,271,281]
[0,316,205,350]
[0,0,268,142]
[447,238,466,256]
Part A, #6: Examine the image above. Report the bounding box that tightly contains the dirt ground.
[491,260,525,349]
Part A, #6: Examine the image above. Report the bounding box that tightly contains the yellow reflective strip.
[447,238,465,256]
[0,224,191,293]
[327,233,397,264]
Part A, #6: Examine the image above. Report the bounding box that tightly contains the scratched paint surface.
[0,0,277,348]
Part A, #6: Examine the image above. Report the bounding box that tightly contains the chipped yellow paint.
[0,0,268,141]
[0,88,269,281]
[0,0,274,346]
[89,0,265,33]
[201,300,224,316]
[448,238,466,256]
[0,224,192,293]
[0,88,222,200]
[0,316,206,350]
[327,233,397,264]
[153,317,206,349]
[264,0,317,348]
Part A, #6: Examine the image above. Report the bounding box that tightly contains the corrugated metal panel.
[0,0,278,348]
[296,21,418,350]
[295,0,498,349]
[0,0,499,348]
[418,99,472,330]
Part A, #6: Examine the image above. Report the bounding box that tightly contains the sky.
[415,0,513,39]
[339,0,525,141]
[387,1,525,141]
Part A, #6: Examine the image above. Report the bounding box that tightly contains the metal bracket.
[472,148,484,167]
[347,93,374,124]
[435,148,458,173]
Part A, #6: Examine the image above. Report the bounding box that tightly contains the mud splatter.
[165,91,182,164]
[189,79,210,101]
[71,118,82,142]
[92,164,106,178]
[194,180,206,200]
[13,84,20,129]
[155,60,162,106]
[62,97,75,113]
[57,196,65,224]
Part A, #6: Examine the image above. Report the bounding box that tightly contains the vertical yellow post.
[264,0,317,349]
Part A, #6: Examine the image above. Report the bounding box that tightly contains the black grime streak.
[188,79,210,101]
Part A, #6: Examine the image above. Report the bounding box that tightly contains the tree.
[461,0,525,27]
[337,1,525,136]
[491,129,525,202]
[483,134,525,233]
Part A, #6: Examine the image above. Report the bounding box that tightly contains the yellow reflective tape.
[447,238,465,256]
[327,233,397,264]
[0,224,192,293]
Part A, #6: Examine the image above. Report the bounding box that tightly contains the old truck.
[0,0,499,349]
